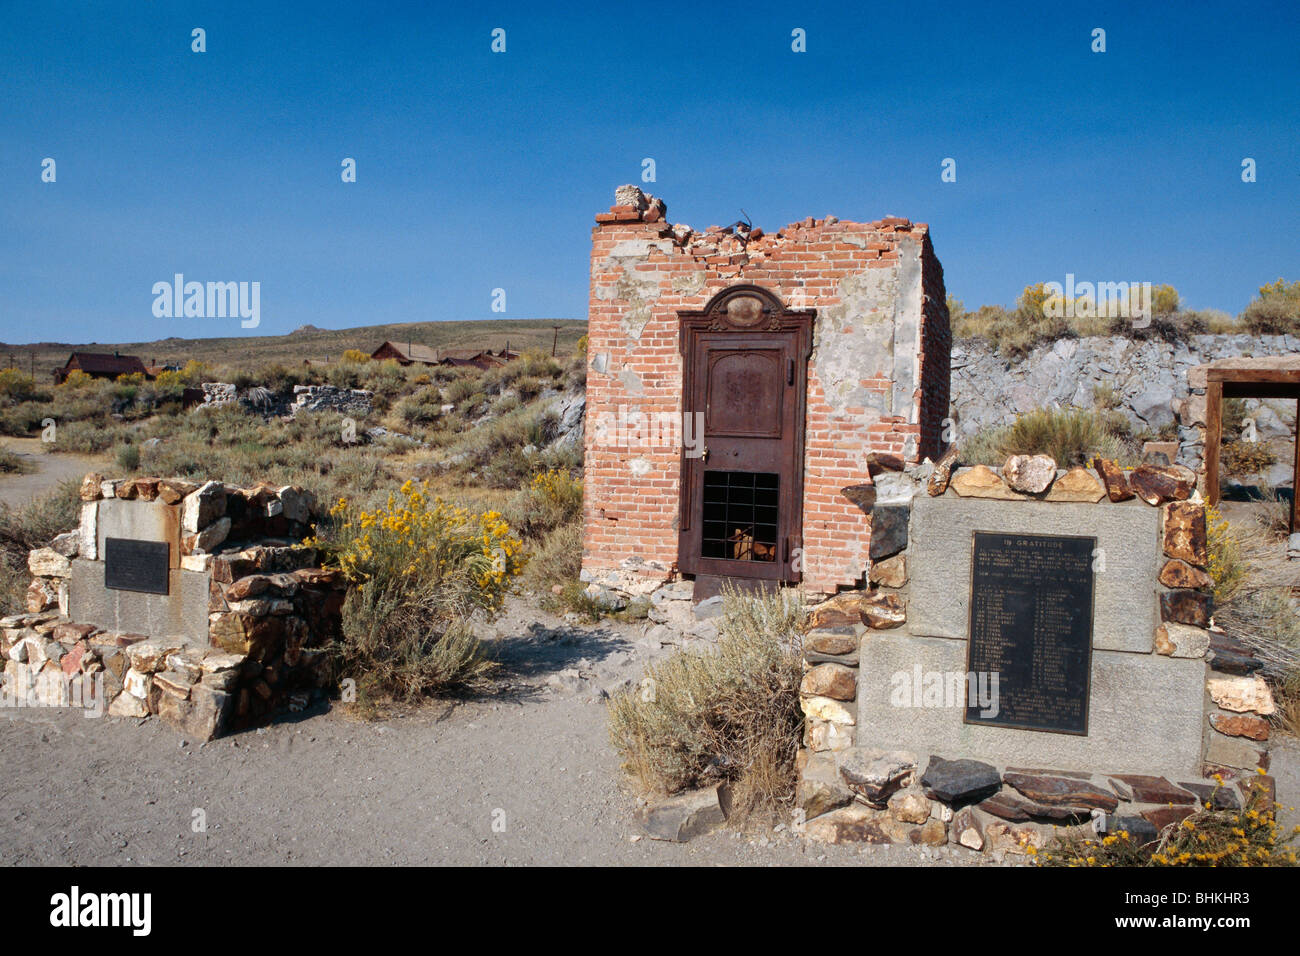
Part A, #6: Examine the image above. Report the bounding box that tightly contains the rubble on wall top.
[596,185,930,262]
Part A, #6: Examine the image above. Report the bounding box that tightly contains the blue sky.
[2,0,1297,344]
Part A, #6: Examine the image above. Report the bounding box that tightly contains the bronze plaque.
[104,537,170,595]
[964,531,1095,735]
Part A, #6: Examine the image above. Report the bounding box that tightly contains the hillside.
[0,318,587,378]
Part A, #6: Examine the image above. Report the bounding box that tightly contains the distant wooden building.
[370,341,521,370]
[53,352,150,384]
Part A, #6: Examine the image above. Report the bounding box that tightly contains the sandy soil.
[0,439,105,507]
[1,591,1293,866]
[0,597,963,867]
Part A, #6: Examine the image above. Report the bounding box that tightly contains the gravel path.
[0,439,104,507]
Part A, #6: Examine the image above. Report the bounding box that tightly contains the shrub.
[507,467,582,540]
[317,480,523,701]
[1221,440,1277,476]
[1035,775,1297,866]
[0,448,31,474]
[0,369,38,403]
[0,478,80,614]
[961,407,1136,468]
[522,520,584,598]
[1206,504,1246,604]
[607,587,805,821]
[115,442,141,471]
[342,349,370,364]
[1241,279,1300,335]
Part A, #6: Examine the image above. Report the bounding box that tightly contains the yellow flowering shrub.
[1206,504,1246,603]
[312,480,523,701]
[325,479,522,602]
[1036,774,1298,867]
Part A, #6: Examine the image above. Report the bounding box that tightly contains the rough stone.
[79,472,104,501]
[1153,622,1211,658]
[799,663,857,701]
[1163,502,1208,567]
[28,547,72,577]
[1158,559,1213,589]
[1160,589,1212,627]
[949,807,986,850]
[1209,713,1270,741]
[1107,774,1195,805]
[108,692,148,718]
[51,532,80,558]
[837,748,916,805]
[1002,454,1057,493]
[1107,815,1160,846]
[868,552,907,588]
[1179,781,1240,810]
[859,591,905,629]
[887,788,931,824]
[181,480,227,533]
[1141,805,1196,830]
[868,505,910,561]
[801,695,855,725]
[803,804,891,844]
[1206,675,1275,715]
[1002,771,1119,812]
[636,784,729,842]
[26,579,57,613]
[796,754,854,818]
[950,465,1026,500]
[805,718,854,753]
[920,756,1002,803]
[805,628,858,656]
[807,591,873,628]
[1094,459,1134,502]
[184,516,231,554]
[1129,464,1195,505]
[1043,467,1106,503]
[913,817,948,846]
[927,446,958,496]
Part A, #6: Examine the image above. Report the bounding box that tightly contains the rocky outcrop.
[951,334,1300,478]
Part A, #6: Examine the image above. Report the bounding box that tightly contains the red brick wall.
[582,190,947,595]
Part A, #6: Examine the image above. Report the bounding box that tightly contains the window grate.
[701,470,778,562]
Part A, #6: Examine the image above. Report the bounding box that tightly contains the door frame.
[677,284,815,583]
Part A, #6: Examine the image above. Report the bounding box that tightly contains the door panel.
[678,289,812,584]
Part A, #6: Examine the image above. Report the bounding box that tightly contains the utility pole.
[551,325,561,357]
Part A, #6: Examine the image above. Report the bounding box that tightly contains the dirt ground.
[0,439,105,507]
[0,597,973,867]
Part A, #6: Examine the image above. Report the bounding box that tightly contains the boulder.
[636,783,730,842]
[28,547,71,578]
[920,756,1002,803]
[1044,467,1106,503]
[1002,454,1057,494]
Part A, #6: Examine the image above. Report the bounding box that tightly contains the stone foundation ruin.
[4,473,345,739]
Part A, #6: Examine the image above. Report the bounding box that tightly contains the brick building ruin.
[581,186,950,596]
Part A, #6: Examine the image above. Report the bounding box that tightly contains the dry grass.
[1210,496,1300,735]
[0,477,81,614]
[607,586,805,825]
[960,407,1138,468]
